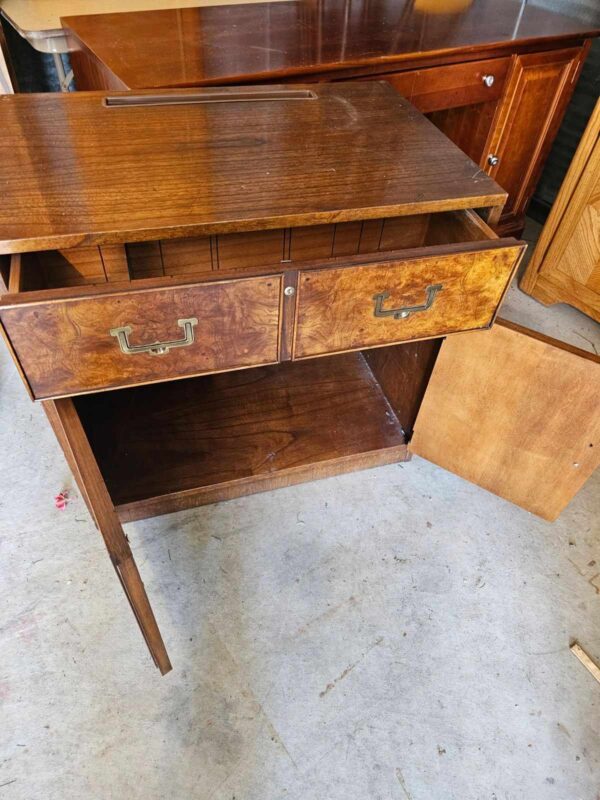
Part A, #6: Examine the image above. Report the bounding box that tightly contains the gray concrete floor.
[1,221,599,800]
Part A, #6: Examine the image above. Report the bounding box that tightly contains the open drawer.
[292,211,525,359]
[0,264,283,399]
[0,209,524,399]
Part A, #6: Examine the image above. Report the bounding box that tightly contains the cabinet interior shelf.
[75,351,410,522]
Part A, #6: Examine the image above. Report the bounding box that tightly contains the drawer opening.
[74,350,410,521]
[5,209,498,296]
[120,210,496,281]
[13,247,113,292]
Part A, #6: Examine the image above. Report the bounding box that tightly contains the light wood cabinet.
[521,98,600,321]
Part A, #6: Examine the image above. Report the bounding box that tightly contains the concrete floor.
[1,222,599,800]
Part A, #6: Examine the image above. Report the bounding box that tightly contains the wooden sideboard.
[60,0,600,238]
[1,84,598,673]
[521,97,600,321]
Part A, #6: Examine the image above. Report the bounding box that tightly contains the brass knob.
[488,154,500,167]
[482,74,495,88]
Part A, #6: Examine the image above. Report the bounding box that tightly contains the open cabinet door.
[410,319,600,521]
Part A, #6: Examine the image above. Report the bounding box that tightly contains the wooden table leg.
[43,397,172,675]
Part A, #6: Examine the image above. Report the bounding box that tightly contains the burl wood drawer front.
[1,276,282,399]
[293,246,524,359]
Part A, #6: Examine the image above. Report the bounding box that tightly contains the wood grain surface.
[484,48,583,226]
[0,83,507,255]
[44,397,172,673]
[74,352,409,518]
[1,274,282,398]
[411,320,600,521]
[364,339,442,438]
[61,1,599,90]
[520,97,600,321]
[293,245,524,358]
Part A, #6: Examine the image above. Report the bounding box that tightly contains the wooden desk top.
[62,0,600,90]
[0,82,506,254]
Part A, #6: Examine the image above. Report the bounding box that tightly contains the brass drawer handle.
[373,284,443,320]
[110,317,198,356]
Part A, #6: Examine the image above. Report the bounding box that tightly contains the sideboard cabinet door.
[378,57,511,166]
[483,47,586,234]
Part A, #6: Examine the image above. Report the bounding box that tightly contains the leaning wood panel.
[0,275,282,398]
[411,320,600,521]
[293,244,524,359]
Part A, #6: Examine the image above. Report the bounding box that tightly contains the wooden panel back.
[126,241,164,279]
[13,210,493,292]
[39,247,107,287]
[100,244,130,281]
[95,214,442,285]
[217,229,284,270]
[411,320,600,520]
[161,236,213,276]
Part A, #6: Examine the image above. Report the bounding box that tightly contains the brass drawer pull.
[373,284,443,320]
[110,318,198,355]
